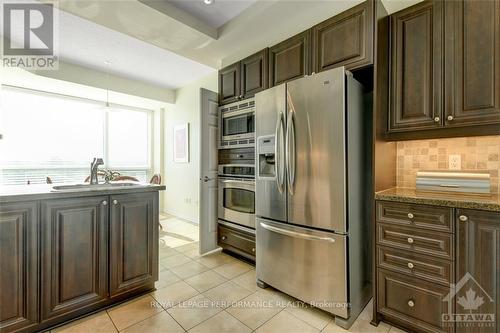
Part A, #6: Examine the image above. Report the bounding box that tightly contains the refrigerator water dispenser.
[257,135,276,179]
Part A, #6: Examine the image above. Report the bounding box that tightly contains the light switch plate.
[449,155,461,170]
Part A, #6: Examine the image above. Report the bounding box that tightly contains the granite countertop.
[0,183,166,203]
[375,187,500,212]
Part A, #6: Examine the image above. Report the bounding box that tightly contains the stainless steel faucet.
[90,158,104,185]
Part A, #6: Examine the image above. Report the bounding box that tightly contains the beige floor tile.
[120,311,184,333]
[195,252,235,269]
[188,311,252,333]
[52,311,117,333]
[357,299,373,322]
[388,326,408,333]
[155,269,181,290]
[175,242,199,253]
[285,302,332,330]
[167,294,222,330]
[203,281,253,309]
[183,247,202,259]
[158,246,179,260]
[151,280,200,309]
[184,270,228,292]
[226,290,285,330]
[256,310,319,333]
[160,253,192,270]
[170,261,210,279]
[107,295,162,331]
[322,318,391,333]
[231,269,258,292]
[213,261,253,279]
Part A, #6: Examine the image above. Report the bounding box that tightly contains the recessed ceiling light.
[204,0,214,4]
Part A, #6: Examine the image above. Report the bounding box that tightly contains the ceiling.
[167,0,258,29]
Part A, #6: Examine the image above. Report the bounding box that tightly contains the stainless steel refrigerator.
[255,67,372,329]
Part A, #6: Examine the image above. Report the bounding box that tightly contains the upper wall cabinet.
[219,49,268,105]
[444,0,500,127]
[218,62,240,105]
[388,1,443,133]
[268,30,311,87]
[312,0,374,73]
[387,0,500,139]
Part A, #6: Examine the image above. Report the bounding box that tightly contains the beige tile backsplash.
[396,136,500,193]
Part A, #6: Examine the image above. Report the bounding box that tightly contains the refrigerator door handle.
[260,222,336,243]
[286,112,296,195]
[275,111,285,193]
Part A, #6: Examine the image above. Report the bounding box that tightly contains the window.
[0,86,152,185]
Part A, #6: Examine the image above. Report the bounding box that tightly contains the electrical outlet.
[449,155,461,170]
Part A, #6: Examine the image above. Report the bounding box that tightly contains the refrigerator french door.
[255,67,371,327]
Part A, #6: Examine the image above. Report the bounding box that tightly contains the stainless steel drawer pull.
[459,215,468,222]
[407,237,414,244]
[434,117,440,122]
[447,115,454,121]
[407,213,414,219]
[260,222,335,243]
[113,200,118,205]
[221,236,227,240]
[252,248,255,252]
[408,300,415,307]
[407,262,414,269]
[102,200,108,206]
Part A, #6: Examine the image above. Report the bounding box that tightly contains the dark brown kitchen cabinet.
[444,0,500,127]
[0,201,39,333]
[456,209,499,332]
[240,49,268,99]
[41,197,109,323]
[218,62,240,105]
[388,0,444,133]
[109,192,158,297]
[269,30,311,87]
[312,0,374,73]
[219,49,268,105]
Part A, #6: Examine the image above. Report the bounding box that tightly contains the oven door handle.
[219,179,255,184]
[259,222,336,243]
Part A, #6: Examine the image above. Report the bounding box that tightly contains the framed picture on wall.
[173,123,189,163]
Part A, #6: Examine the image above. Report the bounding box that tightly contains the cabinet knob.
[221,236,227,240]
[407,262,414,269]
[408,300,415,308]
[447,115,454,121]
[113,200,118,205]
[434,117,440,122]
[102,200,108,206]
[407,213,414,219]
[252,248,255,252]
[407,237,414,244]
[459,215,468,222]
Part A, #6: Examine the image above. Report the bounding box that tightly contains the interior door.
[286,68,347,233]
[199,88,220,254]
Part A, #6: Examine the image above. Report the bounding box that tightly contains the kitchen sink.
[52,182,147,192]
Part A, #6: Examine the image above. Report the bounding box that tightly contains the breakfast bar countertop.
[375,187,500,212]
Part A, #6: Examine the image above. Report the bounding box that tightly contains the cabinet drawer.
[377,246,453,286]
[377,223,453,260]
[376,201,453,233]
[218,224,255,259]
[377,269,452,333]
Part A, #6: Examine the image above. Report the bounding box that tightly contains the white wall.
[163,72,218,223]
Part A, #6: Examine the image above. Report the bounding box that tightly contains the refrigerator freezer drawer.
[256,218,348,318]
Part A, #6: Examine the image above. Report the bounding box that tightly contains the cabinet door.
[109,192,158,297]
[456,209,499,333]
[444,0,500,127]
[0,201,39,332]
[219,62,240,105]
[240,49,268,99]
[312,1,373,73]
[41,197,108,322]
[269,30,311,87]
[388,1,444,132]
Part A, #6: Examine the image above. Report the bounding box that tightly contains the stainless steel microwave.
[219,98,255,149]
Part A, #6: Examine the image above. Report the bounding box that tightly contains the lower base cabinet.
[0,201,39,333]
[218,224,255,261]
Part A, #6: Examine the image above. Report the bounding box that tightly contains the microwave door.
[255,84,287,223]
[222,110,254,140]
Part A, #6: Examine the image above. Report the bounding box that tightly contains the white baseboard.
[163,209,199,224]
